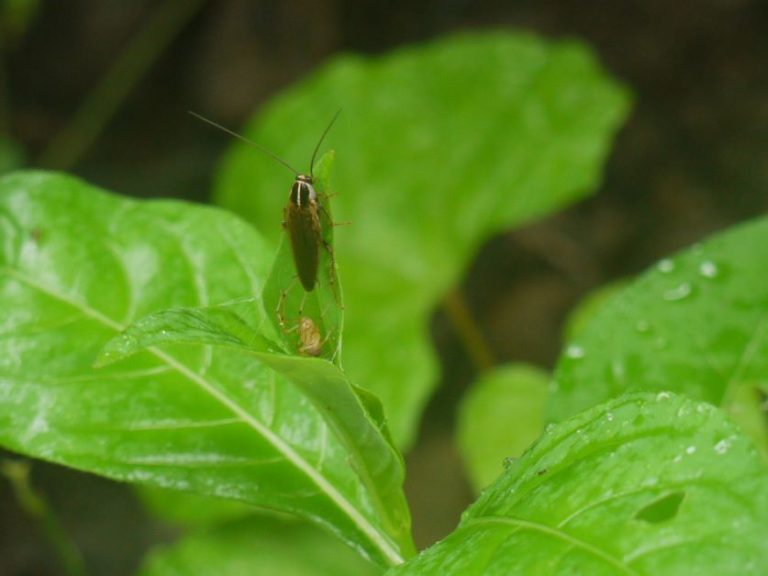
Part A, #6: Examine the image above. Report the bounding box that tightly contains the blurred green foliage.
[457,363,549,493]
[0,0,39,44]
[562,280,627,341]
[138,517,378,576]
[214,32,630,447]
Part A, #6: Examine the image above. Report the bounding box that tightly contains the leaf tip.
[93,335,135,368]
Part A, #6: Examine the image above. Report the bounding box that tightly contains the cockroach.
[189,110,340,292]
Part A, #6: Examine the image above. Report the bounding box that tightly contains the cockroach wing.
[284,202,322,292]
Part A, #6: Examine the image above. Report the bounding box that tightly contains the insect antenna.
[189,111,301,176]
[309,108,342,180]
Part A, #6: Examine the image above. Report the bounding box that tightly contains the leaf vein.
[465,516,639,576]
[3,267,403,565]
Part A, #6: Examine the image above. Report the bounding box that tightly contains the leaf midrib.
[465,516,639,575]
[3,266,404,566]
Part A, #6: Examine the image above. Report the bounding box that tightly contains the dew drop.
[699,261,719,279]
[677,404,691,417]
[27,412,50,438]
[685,445,697,455]
[663,283,692,301]
[606,412,614,422]
[566,345,586,359]
[714,439,731,455]
[656,391,672,401]
[657,259,675,273]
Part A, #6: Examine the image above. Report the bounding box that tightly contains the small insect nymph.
[190,109,340,293]
[276,303,328,357]
[297,316,325,357]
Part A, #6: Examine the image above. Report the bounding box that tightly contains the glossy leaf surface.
[390,393,768,575]
[0,172,412,567]
[551,217,768,454]
[99,300,406,537]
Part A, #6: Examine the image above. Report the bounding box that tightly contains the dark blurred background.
[1,1,767,574]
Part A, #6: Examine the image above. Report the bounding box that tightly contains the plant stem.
[1,459,88,576]
[37,0,207,170]
[442,288,495,372]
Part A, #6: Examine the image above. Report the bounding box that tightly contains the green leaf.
[456,364,549,493]
[98,301,406,537]
[389,393,768,575]
[550,216,768,454]
[138,517,380,576]
[212,32,631,447]
[0,171,412,567]
[563,280,627,341]
[95,301,279,363]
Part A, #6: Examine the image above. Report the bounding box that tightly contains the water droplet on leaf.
[565,345,585,359]
[657,259,675,273]
[698,261,719,279]
[663,283,692,301]
[714,438,731,454]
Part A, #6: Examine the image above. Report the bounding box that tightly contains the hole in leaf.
[634,491,685,524]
